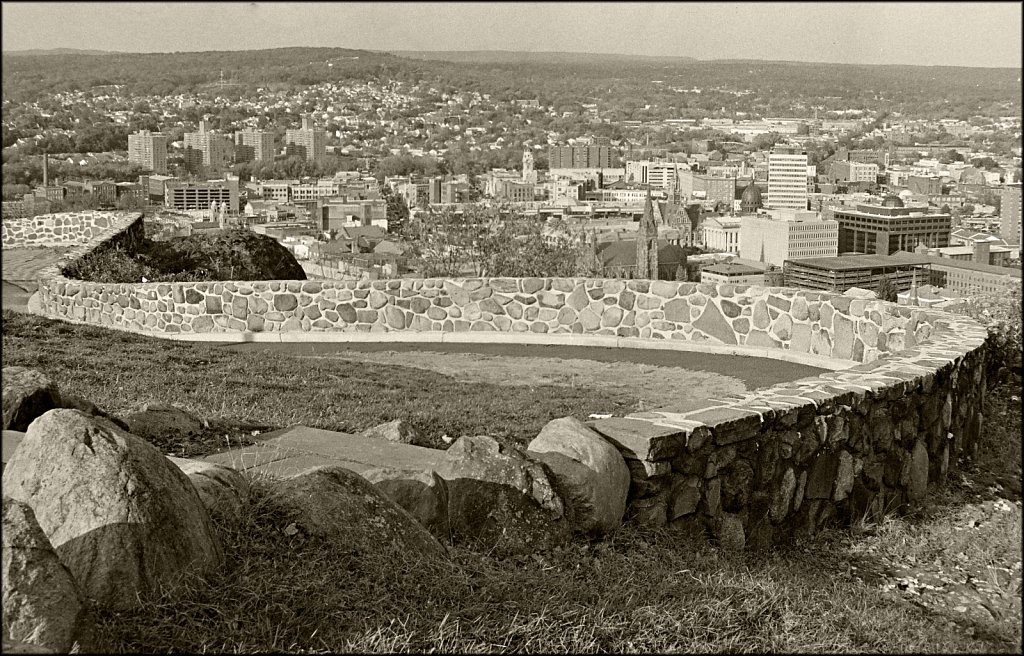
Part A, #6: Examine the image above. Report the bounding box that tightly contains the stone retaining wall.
[26,211,992,548]
[1,211,144,250]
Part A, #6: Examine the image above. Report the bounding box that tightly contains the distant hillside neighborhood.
[2,47,1020,299]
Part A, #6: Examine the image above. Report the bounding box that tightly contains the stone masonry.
[9,211,992,548]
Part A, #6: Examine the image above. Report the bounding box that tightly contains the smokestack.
[42,151,48,188]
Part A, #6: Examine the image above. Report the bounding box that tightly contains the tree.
[876,275,898,303]
[407,203,589,278]
[383,186,410,236]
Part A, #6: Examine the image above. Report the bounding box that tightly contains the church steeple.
[636,189,659,280]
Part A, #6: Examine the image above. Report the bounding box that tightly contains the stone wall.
[25,211,992,548]
[1,211,144,250]
[36,274,935,364]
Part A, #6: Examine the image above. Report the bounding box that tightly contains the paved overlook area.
[1,211,992,546]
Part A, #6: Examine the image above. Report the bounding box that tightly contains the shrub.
[61,228,306,283]
[61,245,159,283]
[950,287,1022,384]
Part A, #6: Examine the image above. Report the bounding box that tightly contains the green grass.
[1,309,638,455]
[4,307,1020,653]
[87,471,1019,653]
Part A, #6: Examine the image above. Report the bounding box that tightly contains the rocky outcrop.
[2,410,223,610]
[271,465,446,558]
[439,435,569,555]
[527,417,630,536]
[2,498,92,653]
[2,368,60,432]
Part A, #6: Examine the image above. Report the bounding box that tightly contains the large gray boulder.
[361,467,451,540]
[2,368,60,432]
[270,466,446,558]
[527,417,630,536]
[168,457,249,527]
[2,498,92,653]
[2,410,224,610]
[439,435,569,555]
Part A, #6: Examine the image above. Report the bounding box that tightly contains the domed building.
[740,183,763,213]
[881,194,905,208]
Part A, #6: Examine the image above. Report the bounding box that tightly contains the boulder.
[527,417,630,536]
[270,466,446,558]
[167,457,249,527]
[2,498,92,653]
[439,435,569,555]
[359,420,429,447]
[361,467,451,540]
[2,410,223,610]
[714,513,746,551]
[2,368,60,432]
[3,430,26,475]
[120,403,206,442]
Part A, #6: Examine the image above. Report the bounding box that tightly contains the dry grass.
[4,299,1020,653]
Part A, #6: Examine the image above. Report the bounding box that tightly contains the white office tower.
[768,145,809,211]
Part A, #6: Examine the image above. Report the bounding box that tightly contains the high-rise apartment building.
[1000,182,1021,246]
[768,145,809,210]
[285,116,327,163]
[127,130,168,175]
[183,121,233,172]
[237,129,276,163]
[548,145,611,169]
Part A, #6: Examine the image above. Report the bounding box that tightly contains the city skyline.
[1,1,1022,69]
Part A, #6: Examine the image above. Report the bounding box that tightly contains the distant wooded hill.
[1,47,1019,120]
[388,50,700,65]
[2,48,118,56]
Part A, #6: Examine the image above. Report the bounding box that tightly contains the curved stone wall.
[1,211,143,249]
[23,211,992,548]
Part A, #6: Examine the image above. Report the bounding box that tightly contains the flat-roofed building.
[702,215,742,254]
[183,122,233,173]
[1001,182,1021,246]
[165,175,239,214]
[285,116,327,163]
[768,145,809,210]
[783,253,933,293]
[900,251,1022,297]
[127,130,168,174]
[237,129,276,162]
[831,195,951,255]
[700,262,765,285]
[549,145,612,169]
[739,210,838,266]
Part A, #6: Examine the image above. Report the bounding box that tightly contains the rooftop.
[786,253,933,271]
[703,262,765,275]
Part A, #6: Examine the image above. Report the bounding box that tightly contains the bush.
[61,245,158,283]
[62,228,306,283]
[950,287,1023,384]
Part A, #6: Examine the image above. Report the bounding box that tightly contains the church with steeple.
[635,190,659,279]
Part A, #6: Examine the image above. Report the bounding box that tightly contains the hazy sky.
[2,2,1021,68]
